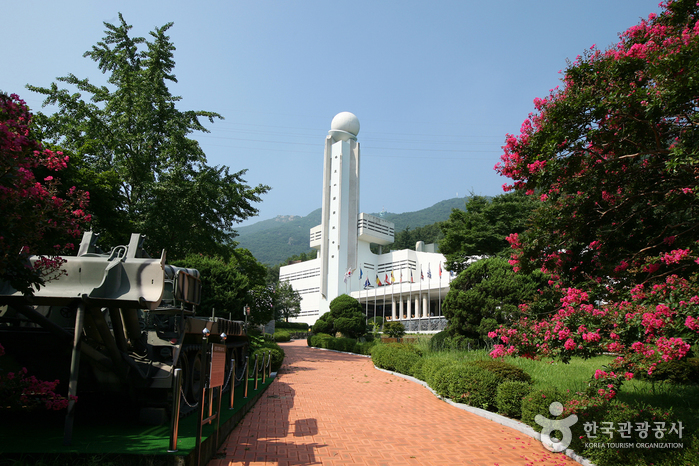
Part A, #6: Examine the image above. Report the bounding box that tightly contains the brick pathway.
[209,339,577,466]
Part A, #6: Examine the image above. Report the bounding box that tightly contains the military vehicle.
[0,232,248,420]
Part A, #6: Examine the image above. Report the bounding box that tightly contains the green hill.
[233,197,469,265]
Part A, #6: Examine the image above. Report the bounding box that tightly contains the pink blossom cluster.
[0,344,75,411]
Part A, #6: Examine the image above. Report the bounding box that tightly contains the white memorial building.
[279,112,453,333]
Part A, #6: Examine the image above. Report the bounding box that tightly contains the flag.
[359,268,363,281]
[391,271,395,284]
[376,276,382,287]
[344,267,352,283]
[421,267,424,281]
[427,264,432,279]
[439,262,442,278]
[384,273,390,286]
[364,277,370,288]
[411,270,414,283]
[400,269,403,282]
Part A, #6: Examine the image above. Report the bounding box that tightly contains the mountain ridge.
[234,197,470,265]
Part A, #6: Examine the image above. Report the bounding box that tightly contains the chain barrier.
[222,359,235,392]
[234,357,249,383]
[180,386,199,409]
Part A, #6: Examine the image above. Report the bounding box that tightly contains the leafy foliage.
[311,295,367,338]
[442,257,553,341]
[27,13,269,259]
[382,321,405,338]
[273,281,302,322]
[439,192,536,273]
[171,251,265,320]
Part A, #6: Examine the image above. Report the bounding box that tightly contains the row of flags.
[347,263,454,289]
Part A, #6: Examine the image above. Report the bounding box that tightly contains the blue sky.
[2,1,662,227]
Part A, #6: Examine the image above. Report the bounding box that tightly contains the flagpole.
[409,267,412,320]
[428,263,431,318]
[400,266,403,321]
[382,282,386,326]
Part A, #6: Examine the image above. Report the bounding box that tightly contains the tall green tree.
[273,281,302,322]
[442,257,552,342]
[495,0,699,292]
[439,192,536,273]
[27,13,269,259]
[172,248,266,320]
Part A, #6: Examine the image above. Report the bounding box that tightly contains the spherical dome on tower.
[330,112,360,138]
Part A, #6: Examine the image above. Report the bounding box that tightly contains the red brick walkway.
[209,339,576,466]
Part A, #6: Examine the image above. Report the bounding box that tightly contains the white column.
[422,295,428,318]
[406,297,412,319]
[392,296,397,320]
[414,296,420,318]
[399,297,404,320]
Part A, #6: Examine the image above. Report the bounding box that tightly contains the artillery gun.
[0,232,248,422]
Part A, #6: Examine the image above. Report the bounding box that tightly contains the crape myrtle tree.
[0,93,86,411]
[27,14,269,259]
[0,93,90,295]
[490,0,699,389]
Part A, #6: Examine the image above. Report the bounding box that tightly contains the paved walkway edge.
[309,346,594,466]
[372,365,595,466]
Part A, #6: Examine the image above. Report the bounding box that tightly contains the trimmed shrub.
[310,333,333,347]
[566,398,685,466]
[470,359,532,384]
[639,357,699,385]
[496,381,531,419]
[447,365,503,410]
[273,330,291,342]
[326,337,357,353]
[312,313,333,334]
[430,362,464,397]
[410,358,427,381]
[251,343,285,372]
[520,387,566,429]
[355,340,377,355]
[421,357,454,387]
[275,321,309,331]
[370,343,422,374]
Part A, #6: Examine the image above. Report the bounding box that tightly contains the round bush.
[520,387,565,429]
[496,381,531,419]
[251,344,285,372]
[370,343,422,374]
[421,357,455,387]
[447,365,503,410]
[470,359,532,384]
[429,362,463,397]
[310,333,333,347]
[273,330,291,342]
[327,337,358,353]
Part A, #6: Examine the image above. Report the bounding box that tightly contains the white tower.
[313,112,360,315]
